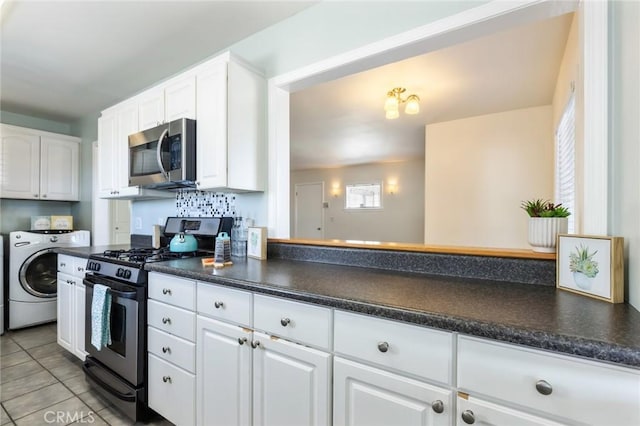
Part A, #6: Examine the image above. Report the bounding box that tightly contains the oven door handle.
[82,362,136,402]
[84,279,139,300]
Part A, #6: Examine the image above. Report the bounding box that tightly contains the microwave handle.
[156,128,169,179]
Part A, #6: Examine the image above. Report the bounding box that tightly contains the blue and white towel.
[91,284,112,351]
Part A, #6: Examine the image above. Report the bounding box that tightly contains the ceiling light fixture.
[384,87,420,119]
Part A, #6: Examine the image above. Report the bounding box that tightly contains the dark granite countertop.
[56,245,640,368]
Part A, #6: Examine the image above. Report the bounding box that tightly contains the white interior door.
[294,182,324,239]
[112,200,131,244]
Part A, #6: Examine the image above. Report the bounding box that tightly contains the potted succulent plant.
[521,199,570,253]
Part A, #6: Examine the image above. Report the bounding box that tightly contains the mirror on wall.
[289,11,577,250]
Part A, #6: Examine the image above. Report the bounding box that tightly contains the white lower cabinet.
[334,357,452,426]
[56,255,87,360]
[252,331,332,426]
[196,313,332,426]
[196,315,252,426]
[457,335,640,426]
[147,273,196,426]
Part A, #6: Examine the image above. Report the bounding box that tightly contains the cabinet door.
[252,331,332,426]
[0,127,40,199]
[115,102,138,190]
[196,316,252,426]
[138,88,165,131]
[56,275,74,353]
[195,59,228,190]
[72,282,87,360]
[40,136,79,201]
[333,357,452,426]
[456,395,566,426]
[165,75,196,121]
[98,112,117,197]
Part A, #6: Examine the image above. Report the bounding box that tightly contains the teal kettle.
[169,232,198,252]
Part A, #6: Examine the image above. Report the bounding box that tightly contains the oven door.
[84,276,145,386]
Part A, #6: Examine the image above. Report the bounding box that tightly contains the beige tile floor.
[1,323,173,426]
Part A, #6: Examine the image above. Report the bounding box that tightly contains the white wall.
[611,0,640,306]
[425,105,553,249]
[291,159,424,243]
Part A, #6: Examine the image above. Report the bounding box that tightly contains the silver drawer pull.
[535,379,553,395]
[162,346,171,354]
[60,263,66,267]
[251,340,261,349]
[377,341,390,353]
[77,267,84,272]
[214,301,224,309]
[238,337,247,345]
[431,400,444,414]
[162,317,171,324]
[461,409,475,424]
[162,376,172,383]
[280,317,291,327]
[162,288,172,295]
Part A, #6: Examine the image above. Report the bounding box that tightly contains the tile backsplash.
[175,190,237,217]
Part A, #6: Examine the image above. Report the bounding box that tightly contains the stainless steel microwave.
[128,118,196,189]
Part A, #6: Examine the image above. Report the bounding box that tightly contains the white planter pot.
[528,217,568,253]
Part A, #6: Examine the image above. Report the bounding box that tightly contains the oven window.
[108,303,126,357]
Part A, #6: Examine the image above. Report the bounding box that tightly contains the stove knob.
[124,270,132,279]
[93,262,101,272]
[116,268,124,278]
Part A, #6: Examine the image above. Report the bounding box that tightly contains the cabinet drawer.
[149,272,196,310]
[456,395,565,426]
[253,294,332,350]
[148,354,195,426]
[148,326,195,373]
[457,335,640,426]
[334,310,453,385]
[197,282,252,326]
[148,300,196,342]
[57,254,74,275]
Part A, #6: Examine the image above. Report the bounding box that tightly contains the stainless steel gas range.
[82,217,231,421]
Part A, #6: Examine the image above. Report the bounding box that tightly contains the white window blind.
[555,93,576,233]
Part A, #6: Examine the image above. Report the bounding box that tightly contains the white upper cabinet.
[138,74,196,131]
[195,53,266,192]
[0,124,79,201]
[98,101,172,200]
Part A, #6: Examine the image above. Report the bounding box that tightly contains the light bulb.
[384,93,398,112]
[405,95,420,115]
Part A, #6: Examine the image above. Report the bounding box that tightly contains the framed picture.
[556,234,624,303]
[247,227,267,260]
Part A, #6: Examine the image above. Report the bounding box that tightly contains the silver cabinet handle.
[251,340,261,349]
[280,317,291,327]
[377,342,390,353]
[162,346,171,354]
[162,376,171,383]
[60,263,66,267]
[77,267,84,272]
[238,337,247,345]
[34,194,38,198]
[536,379,553,395]
[214,301,224,309]
[42,194,47,198]
[162,317,171,324]
[431,400,444,414]
[461,410,475,424]
[162,288,171,295]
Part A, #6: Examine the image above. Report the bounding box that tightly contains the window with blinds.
[345,183,382,209]
[555,93,576,233]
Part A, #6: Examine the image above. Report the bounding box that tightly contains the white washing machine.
[9,230,90,330]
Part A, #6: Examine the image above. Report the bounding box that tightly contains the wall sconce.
[384,87,420,119]
[331,183,340,197]
[387,182,398,195]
